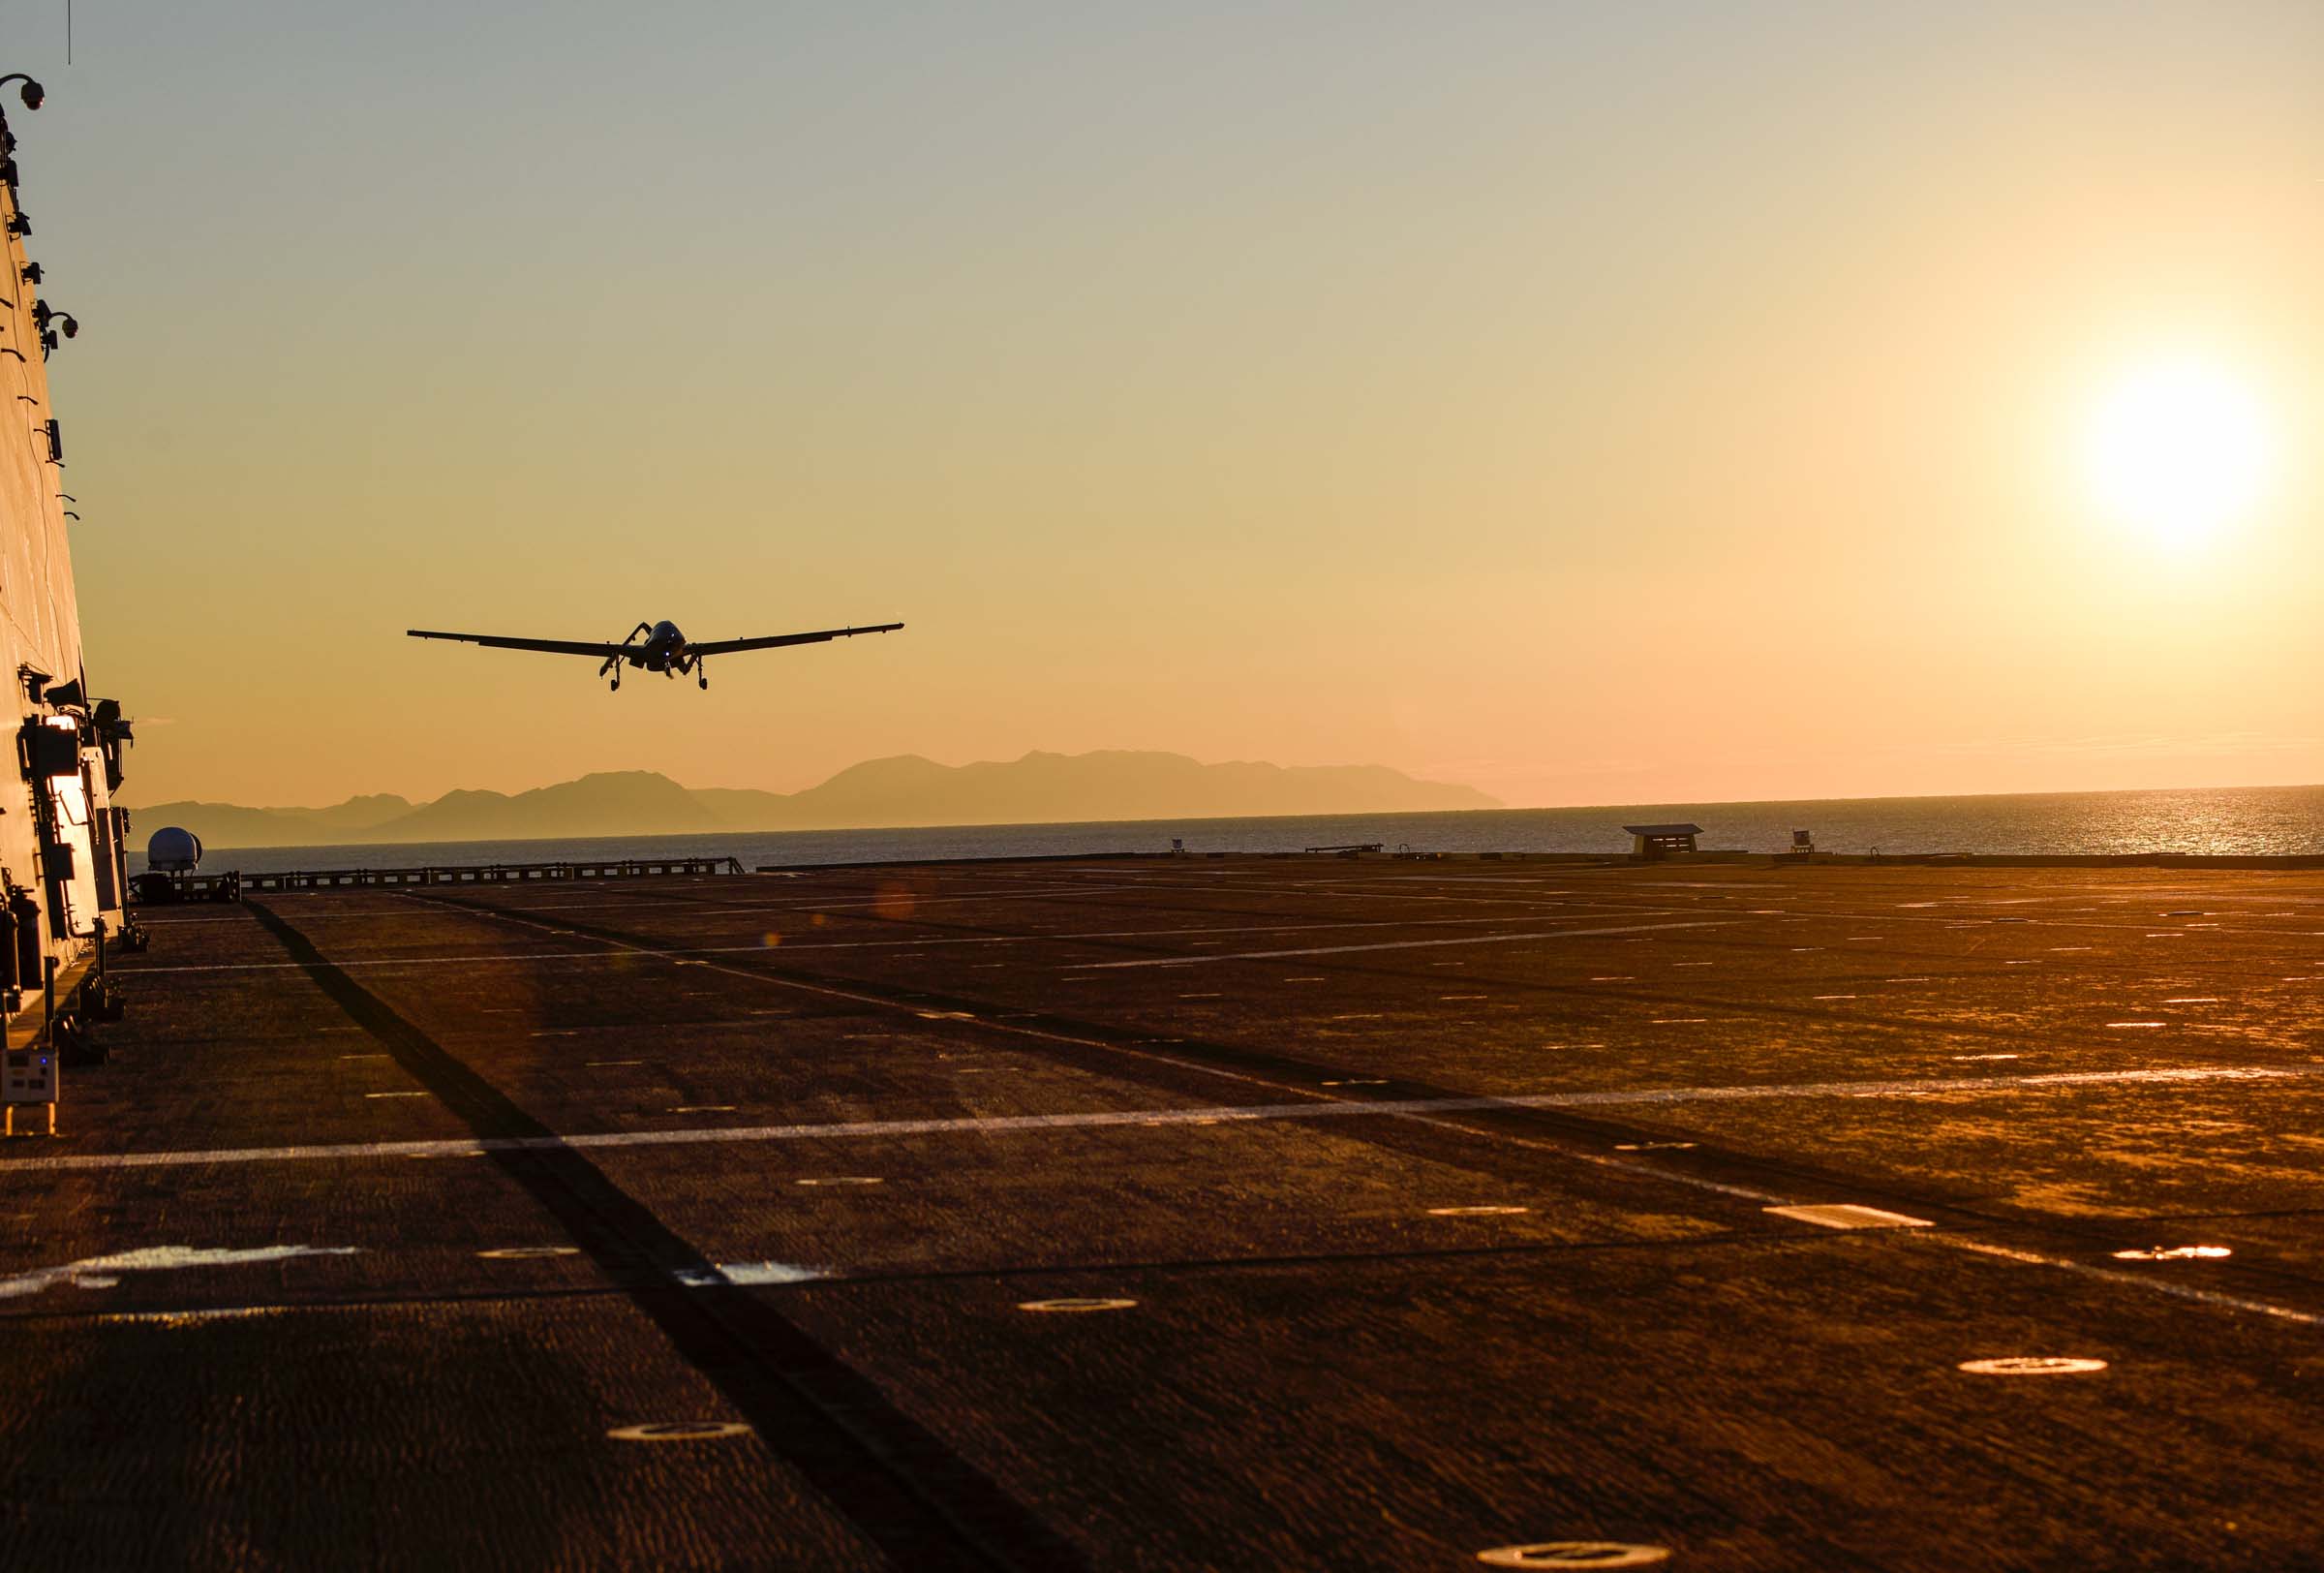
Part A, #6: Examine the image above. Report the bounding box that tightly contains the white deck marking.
[1079,920,1732,969]
[175,880,2324,974]
[129,912,1623,974]
[711,1261,823,1285]
[0,1244,359,1300]
[1,1064,2300,1175]
[139,947,663,973]
[78,1235,2324,1339]
[1765,1203,1934,1230]
[1938,1237,2324,1328]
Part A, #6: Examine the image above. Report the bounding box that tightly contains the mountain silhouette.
[125,751,1498,848]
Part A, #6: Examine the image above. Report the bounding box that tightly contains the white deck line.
[1938,1238,2324,1328]
[0,1064,2299,1175]
[128,913,1674,974]
[1078,919,1733,968]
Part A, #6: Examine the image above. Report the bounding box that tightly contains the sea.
[135,784,2324,876]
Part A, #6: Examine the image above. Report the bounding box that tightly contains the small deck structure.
[1624,823,1701,860]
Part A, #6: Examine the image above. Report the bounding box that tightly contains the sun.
[2081,355,2275,549]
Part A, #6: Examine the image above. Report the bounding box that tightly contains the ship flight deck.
[6,856,2324,1570]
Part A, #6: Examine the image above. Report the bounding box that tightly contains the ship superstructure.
[0,77,127,1006]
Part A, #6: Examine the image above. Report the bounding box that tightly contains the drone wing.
[688,622,904,658]
[407,630,633,659]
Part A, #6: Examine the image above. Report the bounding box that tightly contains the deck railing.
[178,856,747,895]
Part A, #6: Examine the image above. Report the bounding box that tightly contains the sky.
[5,1,2322,810]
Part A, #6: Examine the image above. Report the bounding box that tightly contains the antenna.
[66,2,72,67]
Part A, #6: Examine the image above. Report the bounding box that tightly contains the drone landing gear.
[601,623,652,692]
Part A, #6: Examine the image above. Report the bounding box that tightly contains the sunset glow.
[2082,354,2276,550]
[2,2,2312,810]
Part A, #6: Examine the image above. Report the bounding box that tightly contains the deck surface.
[6,856,2324,1569]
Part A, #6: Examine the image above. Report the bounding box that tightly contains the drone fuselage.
[621,620,691,672]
